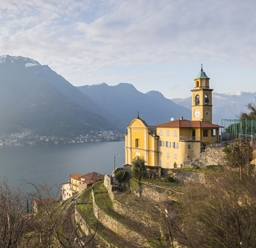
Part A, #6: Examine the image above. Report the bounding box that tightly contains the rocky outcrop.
[173,170,206,184]
[199,147,226,166]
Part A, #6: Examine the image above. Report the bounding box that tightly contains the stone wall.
[131,180,182,202]
[92,190,150,247]
[75,207,117,248]
[75,209,91,236]
[104,174,115,201]
[112,200,160,233]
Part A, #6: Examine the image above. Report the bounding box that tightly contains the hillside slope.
[0,55,116,136]
[78,83,191,129]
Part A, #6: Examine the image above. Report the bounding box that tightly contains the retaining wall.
[92,190,150,247]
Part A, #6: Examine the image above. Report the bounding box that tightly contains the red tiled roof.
[156,119,223,128]
[81,172,104,181]
[70,173,82,180]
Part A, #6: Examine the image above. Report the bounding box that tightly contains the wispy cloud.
[0,0,255,97]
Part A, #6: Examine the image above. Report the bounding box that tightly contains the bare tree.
[25,182,93,248]
[174,172,256,247]
[0,179,95,248]
[0,180,27,248]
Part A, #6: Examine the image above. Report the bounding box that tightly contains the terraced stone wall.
[92,190,150,247]
[104,174,115,200]
[75,209,91,236]
[131,180,180,202]
[112,200,159,232]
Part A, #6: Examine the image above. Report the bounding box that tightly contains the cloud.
[0,0,255,94]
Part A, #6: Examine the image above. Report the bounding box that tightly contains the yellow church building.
[125,66,222,170]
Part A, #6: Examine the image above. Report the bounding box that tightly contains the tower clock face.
[195,109,201,118]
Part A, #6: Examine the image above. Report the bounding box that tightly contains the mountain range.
[0,55,254,138]
[172,91,256,125]
[78,83,190,129]
[0,55,115,137]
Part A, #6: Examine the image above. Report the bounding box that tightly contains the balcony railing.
[179,136,200,141]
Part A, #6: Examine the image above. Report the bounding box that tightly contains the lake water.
[0,141,125,192]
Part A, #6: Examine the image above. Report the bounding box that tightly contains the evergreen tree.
[131,156,147,197]
[240,101,256,120]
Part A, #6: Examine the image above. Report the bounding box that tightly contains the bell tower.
[191,65,213,123]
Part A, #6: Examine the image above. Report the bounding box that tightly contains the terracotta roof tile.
[81,172,104,181]
[156,119,223,128]
[70,173,82,180]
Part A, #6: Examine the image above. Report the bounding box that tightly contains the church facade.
[124,67,222,169]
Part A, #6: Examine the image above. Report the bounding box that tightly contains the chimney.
[180,116,183,120]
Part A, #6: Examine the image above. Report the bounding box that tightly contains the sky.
[0,0,256,99]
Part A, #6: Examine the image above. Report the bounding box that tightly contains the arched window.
[205,94,209,104]
[195,94,200,105]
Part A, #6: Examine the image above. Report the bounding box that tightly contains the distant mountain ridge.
[78,83,191,128]
[0,55,116,137]
[0,55,191,138]
[0,55,253,139]
[172,91,256,124]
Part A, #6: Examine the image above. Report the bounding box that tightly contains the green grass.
[94,183,113,208]
[76,183,138,248]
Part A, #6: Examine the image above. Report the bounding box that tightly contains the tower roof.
[196,64,210,79]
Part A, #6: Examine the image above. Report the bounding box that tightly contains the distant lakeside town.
[0,130,124,146]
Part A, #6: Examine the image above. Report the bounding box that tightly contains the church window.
[205,94,209,104]
[195,94,200,105]
[135,138,139,147]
